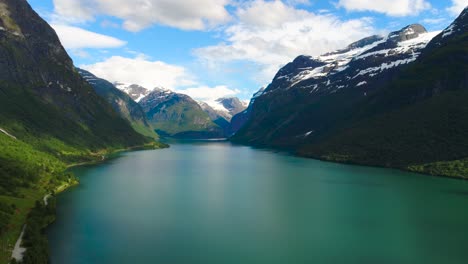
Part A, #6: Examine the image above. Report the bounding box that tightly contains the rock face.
[230,88,264,133]
[216,97,248,119]
[233,10,468,177]
[388,24,427,43]
[139,88,224,138]
[78,69,158,139]
[0,0,148,151]
[233,23,437,144]
[114,83,150,102]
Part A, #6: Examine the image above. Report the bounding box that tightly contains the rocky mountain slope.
[199,97,248,136]
[0,0,162,262]
[78,69,159,139]
[139,88,224,138]
[204,97,248,121]
[231,88,265,133]
[233,8,468,178]
[0,0,151,156]
[114,82,150,102]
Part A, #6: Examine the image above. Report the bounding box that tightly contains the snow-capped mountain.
[231,24,446,145]
[426,5,468,50]
[139,88,223,138]
[114,82,150,102]
[267,24,440,95]
[200,97,248,122]
[233,8,468,178]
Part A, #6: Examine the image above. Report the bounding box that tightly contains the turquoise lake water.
[47,141,468,264]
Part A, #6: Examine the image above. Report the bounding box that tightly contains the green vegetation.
[131,123,159,140]
[0,133,68,263]
[235,19,468,179]
[21,200,56,264]
[409,159,468,179]
[147,100,222,137]
[77,69,159,140]
[0,130,166,263]
[0,1,170,262]
[299,31,468,178]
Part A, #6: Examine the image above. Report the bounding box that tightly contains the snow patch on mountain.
[442,24,456,38]
[266,25,439,97]
[356,31,439,60]
[204,100,229,112]
[114,82,150,102]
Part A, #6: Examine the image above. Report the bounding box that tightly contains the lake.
[47,141,468,264]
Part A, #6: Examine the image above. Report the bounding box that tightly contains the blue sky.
[27,0,465,101]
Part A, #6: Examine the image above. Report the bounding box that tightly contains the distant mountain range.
[233,7,468,178]
[104,82,248,138]
[138,88,224,138]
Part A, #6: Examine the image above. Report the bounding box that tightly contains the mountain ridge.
[78,69,159,140]
[139,88,224,138]
[232,9,468,178]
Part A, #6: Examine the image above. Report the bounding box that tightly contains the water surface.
[48,141,468,264]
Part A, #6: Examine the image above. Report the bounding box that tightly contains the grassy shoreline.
[1,141,169,264]
[231,140,468,180]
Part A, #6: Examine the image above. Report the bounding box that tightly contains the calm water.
[48,141,468,264]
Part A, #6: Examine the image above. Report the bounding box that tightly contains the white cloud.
[80,55,196,89]
[194,0,375,83]
[421,18,447,25]
[52,0,230,31]
[447,0,467,16]
[52,0,96,23]
[336,0,431,16]
[52,24,126,49]
[176,85,240,102]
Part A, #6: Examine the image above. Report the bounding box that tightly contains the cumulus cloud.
[80,55,196,89]
[52,0,230,31]
[447,0,467,16]
[176,85,240,102]
[194,0,375,82]
[336,0,431,16]
[52,24,127,49]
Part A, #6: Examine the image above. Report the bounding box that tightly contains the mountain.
[200,97,248,121]
[114,82,150,102]
[198,97,248,136]
[233,9,468,178]
[78,69,159,139]
[198,101,232,134]
[0,0,152,158]
[0,0,162,262]
[231,88,265,133]
[139,88,224,138]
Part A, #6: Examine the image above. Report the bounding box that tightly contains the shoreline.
[66,142,169,169]
[230,141,468,181]
[7,142,169,263]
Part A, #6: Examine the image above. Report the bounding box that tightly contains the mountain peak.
[114,82,150,102]
[388,24,427,43]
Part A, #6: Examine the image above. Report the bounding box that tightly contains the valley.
[0,0,466,263]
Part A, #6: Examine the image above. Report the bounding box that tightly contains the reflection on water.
[48,141,468,264]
